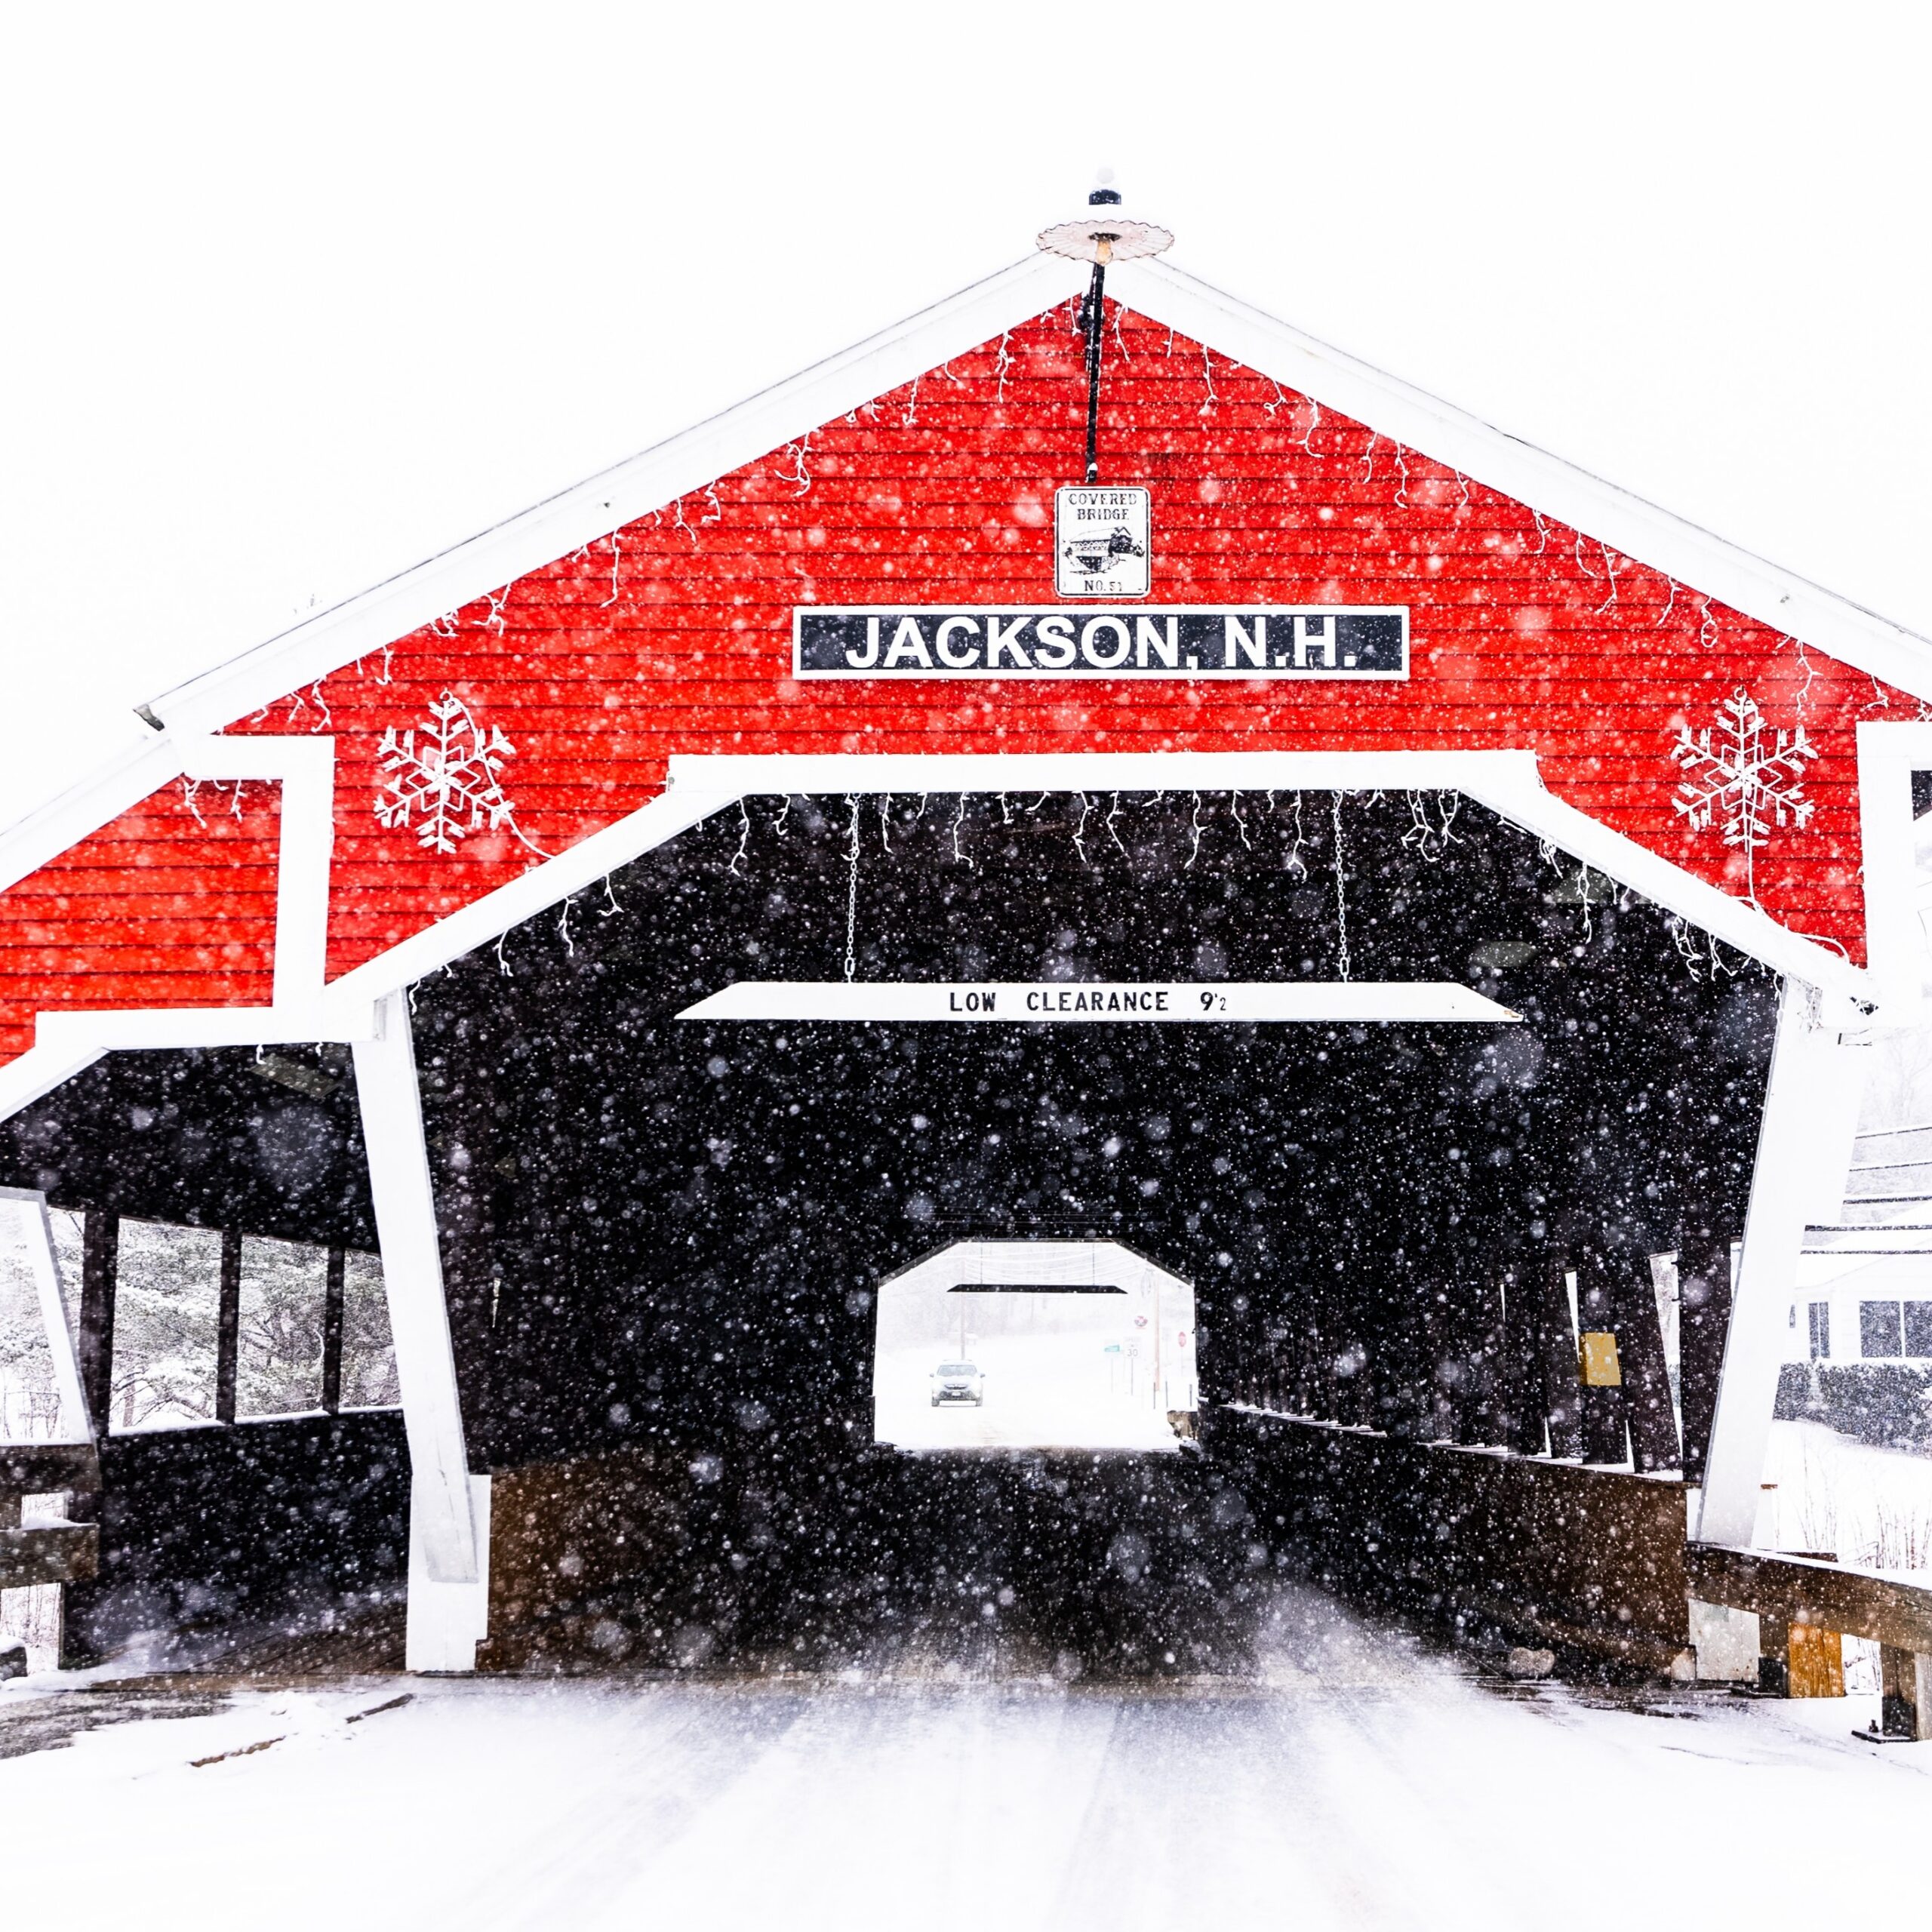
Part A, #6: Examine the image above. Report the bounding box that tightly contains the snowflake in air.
[1671,689,1816,897]
[375,692,521,854]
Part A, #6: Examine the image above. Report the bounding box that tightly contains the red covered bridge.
[2,202,1930,1738]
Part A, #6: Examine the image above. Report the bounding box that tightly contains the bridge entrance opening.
[2,786,1774,1675]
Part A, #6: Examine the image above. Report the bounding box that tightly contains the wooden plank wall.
[1214,1406,1690,1666]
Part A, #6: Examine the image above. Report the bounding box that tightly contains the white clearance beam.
[677,980,1519,1024]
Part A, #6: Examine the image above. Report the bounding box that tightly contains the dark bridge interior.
[3,791,1775,1672]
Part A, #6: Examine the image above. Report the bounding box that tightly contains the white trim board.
[1113,260,1932,706]
[0,744,1892,1135]
[5,248,1931,901]
[318,749,1878,1019]
[1854,719,1932,1027]
[678,980,1521,1026]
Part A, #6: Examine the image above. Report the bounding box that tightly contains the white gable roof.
[6,251,1930,893]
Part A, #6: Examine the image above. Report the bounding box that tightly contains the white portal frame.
[0,737,1909,1661]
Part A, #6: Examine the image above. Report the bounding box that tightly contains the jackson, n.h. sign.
[792,606,1409,680]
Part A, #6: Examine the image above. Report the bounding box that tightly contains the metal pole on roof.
[1082,258,1106,485]
[1036,173,1174,489]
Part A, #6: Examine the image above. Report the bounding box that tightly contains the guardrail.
[1685,1543,1932,1740]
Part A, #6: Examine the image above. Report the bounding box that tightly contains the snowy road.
[4,1584,1927,1932]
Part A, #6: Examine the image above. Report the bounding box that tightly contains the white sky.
[3,2,1929,833]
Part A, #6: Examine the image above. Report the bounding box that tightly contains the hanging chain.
[1332,793,1351,983]
[843,793,860,983]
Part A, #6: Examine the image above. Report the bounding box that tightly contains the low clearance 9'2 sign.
[792,607,1409,681]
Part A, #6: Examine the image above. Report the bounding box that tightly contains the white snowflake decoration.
[1671,690,1816,892]
[375,692,519,854]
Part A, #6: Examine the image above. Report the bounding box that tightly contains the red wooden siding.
[0,301,1910,1065]
[0,780,280,1062]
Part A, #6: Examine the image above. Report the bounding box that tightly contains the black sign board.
[792,607,1408,681]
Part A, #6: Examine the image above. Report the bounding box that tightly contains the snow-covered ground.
[3,1583,1925,1932]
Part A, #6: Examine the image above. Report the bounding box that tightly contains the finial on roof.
[1036,174,1172,266]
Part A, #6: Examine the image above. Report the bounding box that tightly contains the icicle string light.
[729,800,750,875]
[1401,790,1461,862]
[950,794,973,869]
[1106,792,1130,860]
[1332,795,1352,982]
[1789,635,1817,720]
[1072,792,1094,866]
[843,795,861,982]
[1186,792,1207,870]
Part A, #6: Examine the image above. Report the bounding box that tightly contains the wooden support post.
[1497,1263,1546,1456]
[1676,1229,1733,1485]
[1879,1644,1931,1740]
[214,1228,242,1423]
[321,1244,346,1414]
[1611,1251,1681,1472]
[1575,1250,1630,1466]
[1787,1620,1845,1697]
[1538,1257,1583,1458]
[77,1209,118,1432]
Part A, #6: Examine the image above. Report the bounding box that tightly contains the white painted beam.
[351,990,485,1669]
[0,1186,91,1443]
[178,734,337,1005]
[1697,982,1872,1545]
[678,980,1520,1024]
[319,749,1875,1018]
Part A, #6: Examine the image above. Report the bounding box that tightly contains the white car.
[931,1361,985,1407]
